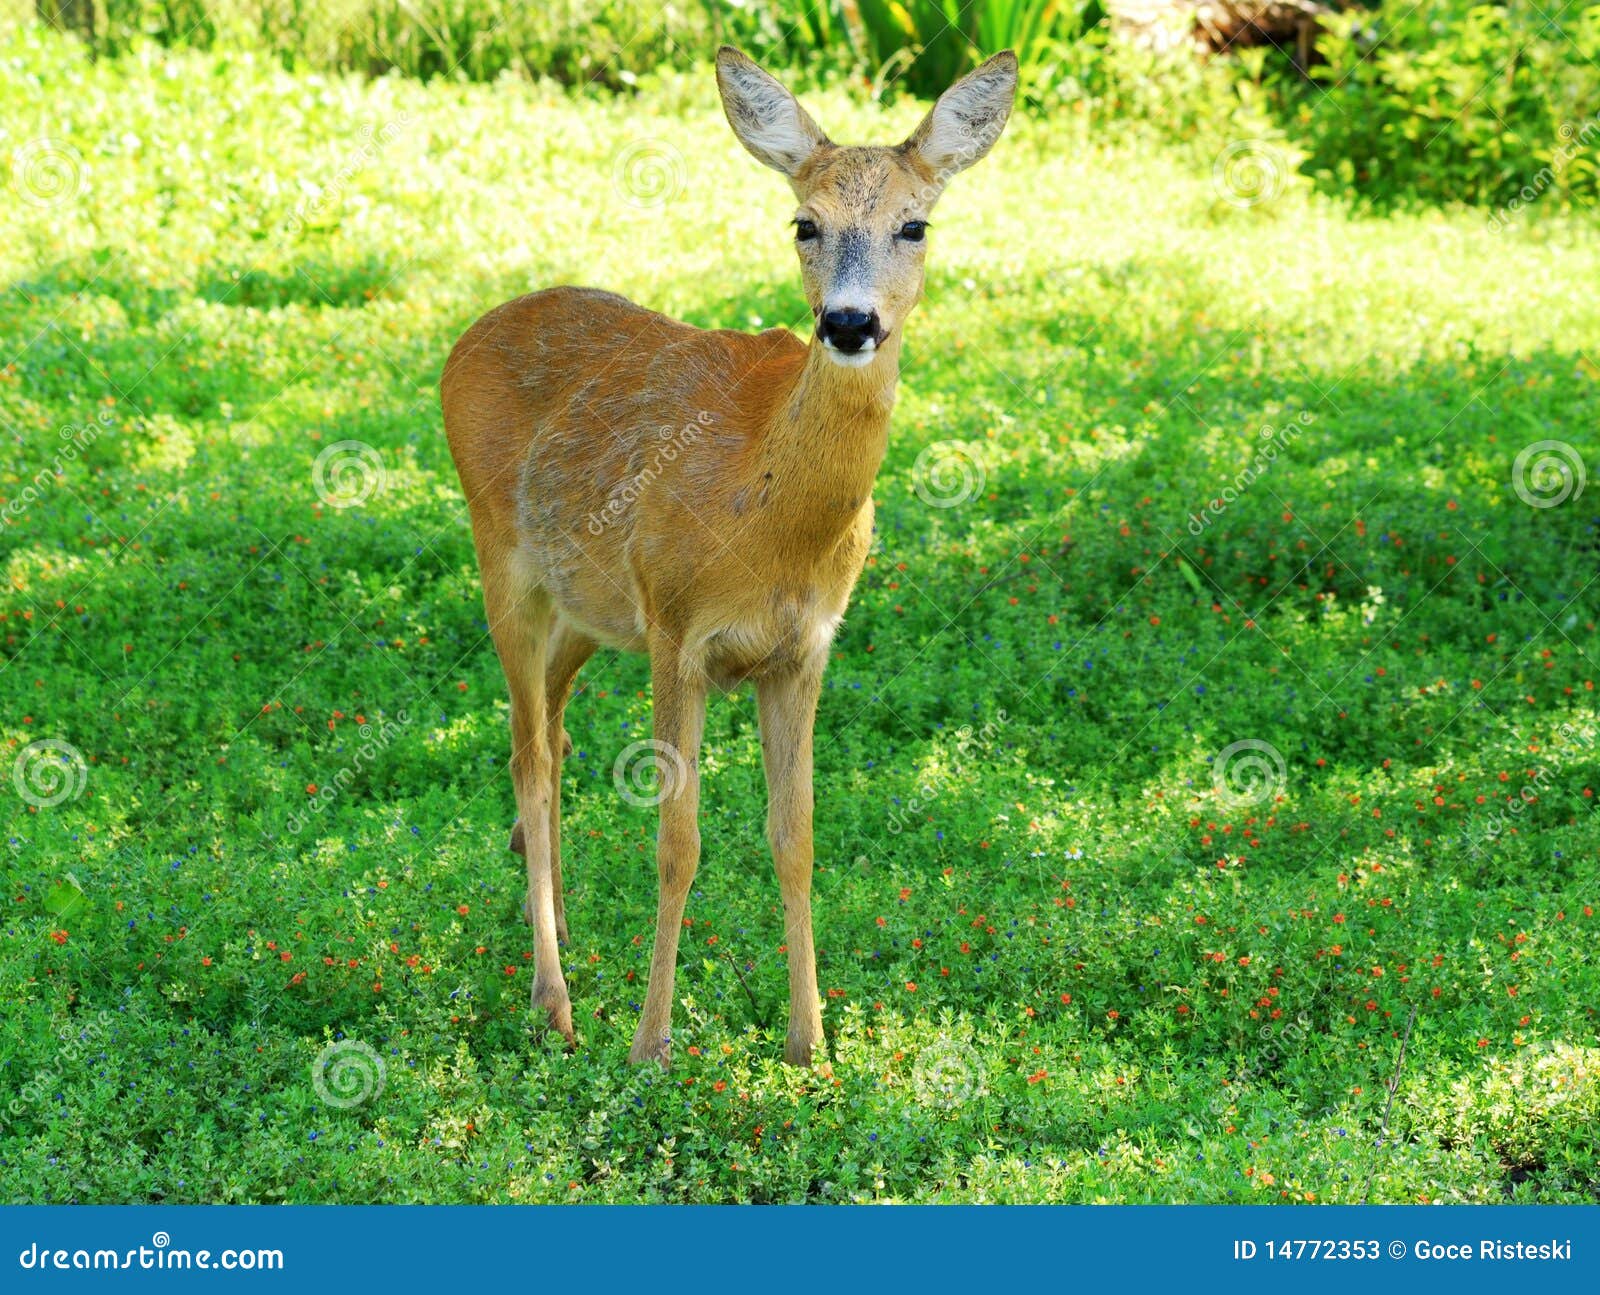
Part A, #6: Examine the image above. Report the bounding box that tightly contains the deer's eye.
[898,220,927,242]
[794,219,819,242]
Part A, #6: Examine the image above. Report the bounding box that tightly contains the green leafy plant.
[854,0,1099,96]
[1285,0,1600,207]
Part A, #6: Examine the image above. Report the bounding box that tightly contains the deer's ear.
[902,51,1018,184]
[716,47,829,182]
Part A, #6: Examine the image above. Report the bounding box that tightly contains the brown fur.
[441,47,1016,1066]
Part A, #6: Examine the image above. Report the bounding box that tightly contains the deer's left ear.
[902,50,1018,184]
[716,46,830,185]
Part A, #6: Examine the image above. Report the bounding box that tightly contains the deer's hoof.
[627,1030,671,1070]
[533,983,574,1048]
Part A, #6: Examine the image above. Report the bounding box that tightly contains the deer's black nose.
[819,308,880,354]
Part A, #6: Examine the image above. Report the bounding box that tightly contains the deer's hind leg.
[514,619,595,941]
[540,617,595,944]
[483,574,571,1045]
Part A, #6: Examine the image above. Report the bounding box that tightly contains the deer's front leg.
[628,641,706,1067]
[757,664,825,1066]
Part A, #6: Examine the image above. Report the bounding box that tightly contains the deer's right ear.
[716,47,828,184]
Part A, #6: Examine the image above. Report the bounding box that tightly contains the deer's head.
[716,47,1017,368]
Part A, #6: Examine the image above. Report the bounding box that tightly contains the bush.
[1287,1,1600,209]
[20,0,1101,93]
[37,0,727,87]
[1027,23,1279,149]
[15,0,1600,213]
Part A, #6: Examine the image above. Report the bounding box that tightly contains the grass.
[3,28,1600,1204]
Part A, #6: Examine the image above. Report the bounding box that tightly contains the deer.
[440,46,1017,1067]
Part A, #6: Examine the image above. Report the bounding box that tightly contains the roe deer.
[440,46,1017,1066]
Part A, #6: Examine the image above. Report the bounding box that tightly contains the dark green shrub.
[1287,1,1600,208]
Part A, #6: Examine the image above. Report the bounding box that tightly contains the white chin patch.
[822,341,876,368]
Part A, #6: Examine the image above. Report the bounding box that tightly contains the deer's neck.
[756,334,899,534]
